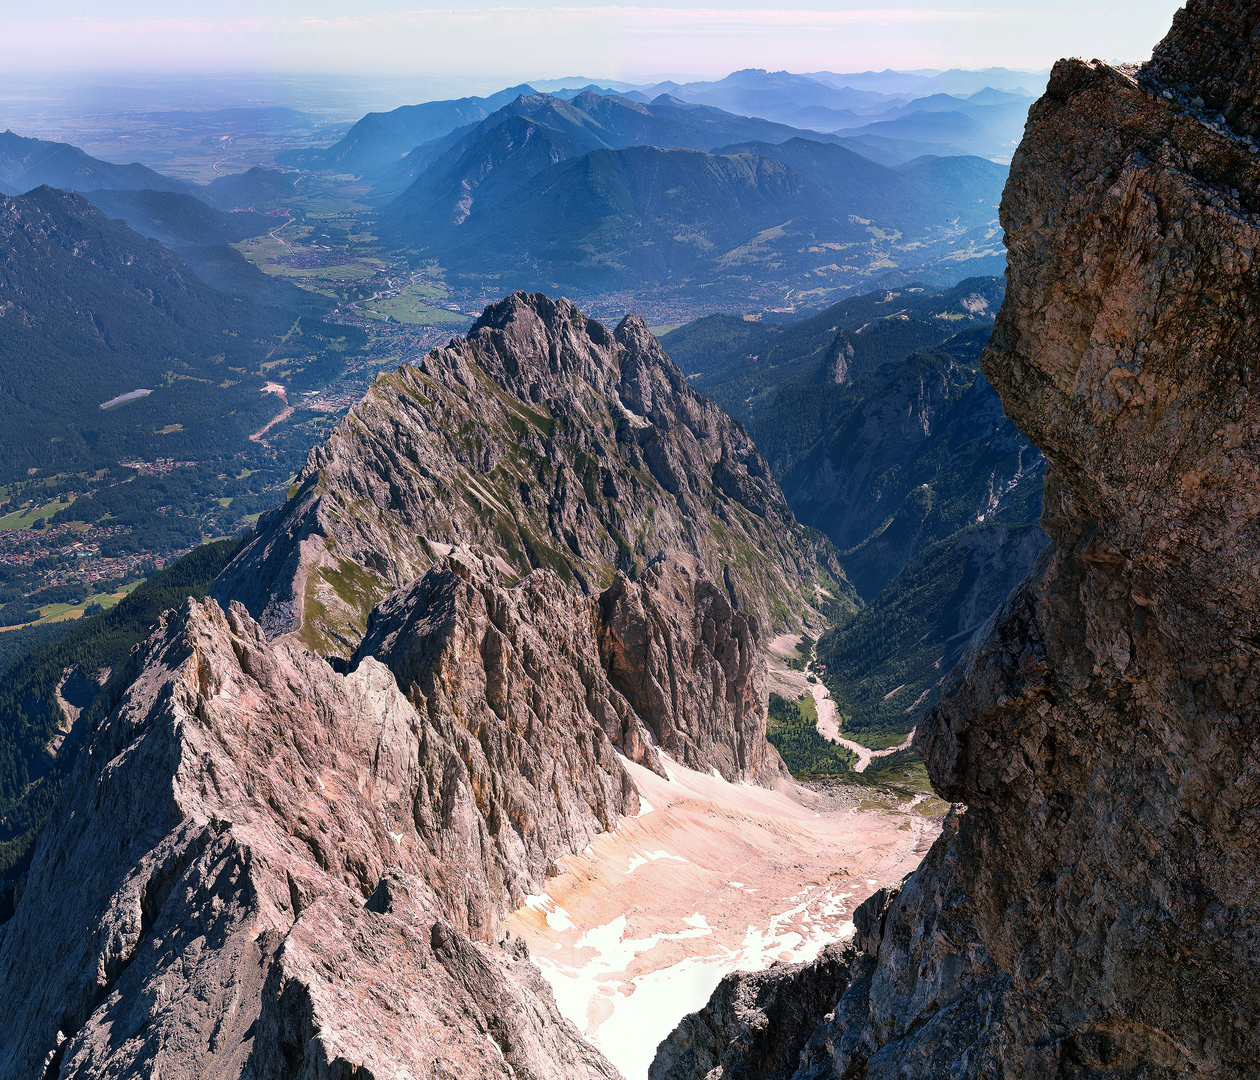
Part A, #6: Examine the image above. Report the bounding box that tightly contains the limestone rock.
[0,514,796,1078]
[213,292,844,655]
[598,554,784,784]
[649,945,855,1080]
[0,577,633,1078]
[817,330,854,386]
[656,2,1260,1076]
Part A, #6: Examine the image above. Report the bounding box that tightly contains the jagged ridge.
[214,291,844,656]
[0,534,782,1076]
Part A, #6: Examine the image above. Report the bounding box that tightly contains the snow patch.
[547,906,575,932]
[626,849,689,874]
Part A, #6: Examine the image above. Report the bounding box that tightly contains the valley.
[2,20,1237,1078]
[0,74,1039,937]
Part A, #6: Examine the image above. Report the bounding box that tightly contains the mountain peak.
[213,292,845,654]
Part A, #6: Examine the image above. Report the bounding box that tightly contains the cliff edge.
[653,2,1260,1076]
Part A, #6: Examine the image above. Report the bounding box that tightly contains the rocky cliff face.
[0,286,810,1075]
[0,538,780,1077]
[651,945,856,1080]
[213,292,840,656]
[0,568,618,1078]
[653,2,1260,1076]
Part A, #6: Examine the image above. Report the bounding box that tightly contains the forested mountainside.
[379,124,1005,300]
[662,277,1005,424]
[0,187,356,480]
[0,130,196,197]
[79,188,323,311]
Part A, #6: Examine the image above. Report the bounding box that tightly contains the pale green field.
[0,580,143,632]
[366,294,469,325]
[0,496,77,530]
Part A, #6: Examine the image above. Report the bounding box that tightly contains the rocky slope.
[651,945,856,1080]
[652,1,1260,1076]
[0,535,783,1077]
[0,287,817,1076]
[779,326,1043,601]
[214,291,841,656]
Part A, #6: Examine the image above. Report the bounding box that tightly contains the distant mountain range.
[280,67,1040,189]
[629,70,1038,159]
[278,85,538,174]
[355,84,1009,302]
[664,277,1006,423]
[0,130,195,198]
[379,133,1004,299]
[0,131,297,211]
[1,65,1030,311]
[0,131,312,309]
[369,90,858,201]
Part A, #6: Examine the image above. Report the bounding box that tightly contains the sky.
[1,1,1186,87]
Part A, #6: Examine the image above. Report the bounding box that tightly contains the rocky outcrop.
[0,527,792,1076]
[213,292,842,655]
[653,2,1260,1077]
[598,554,782,784]
[816,331,854,386]
[650,945,855,1080]
[0,564,616,1077]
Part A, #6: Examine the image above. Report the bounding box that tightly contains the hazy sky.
[4,1,1185,85]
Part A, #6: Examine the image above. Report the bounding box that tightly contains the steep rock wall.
[598,553,782,784]
[213,292,843,655]
[653,2,1260,1076]
[1,533,786,1075]
[0,559,638,1078]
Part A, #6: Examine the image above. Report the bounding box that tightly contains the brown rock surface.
[653,2,1260,1076]
[212,292,843,655]
[0,560,634,1078]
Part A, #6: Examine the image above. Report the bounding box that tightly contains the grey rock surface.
[0,527,790,1076]
[213,291,844,656]
[653,2,1260,1077]
[650,945,855,1080]
[598,553,784,784]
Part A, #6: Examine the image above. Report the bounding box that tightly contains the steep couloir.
[653,1,1260,1076]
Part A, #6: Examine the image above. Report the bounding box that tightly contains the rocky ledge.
[652,1,1260,1077]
